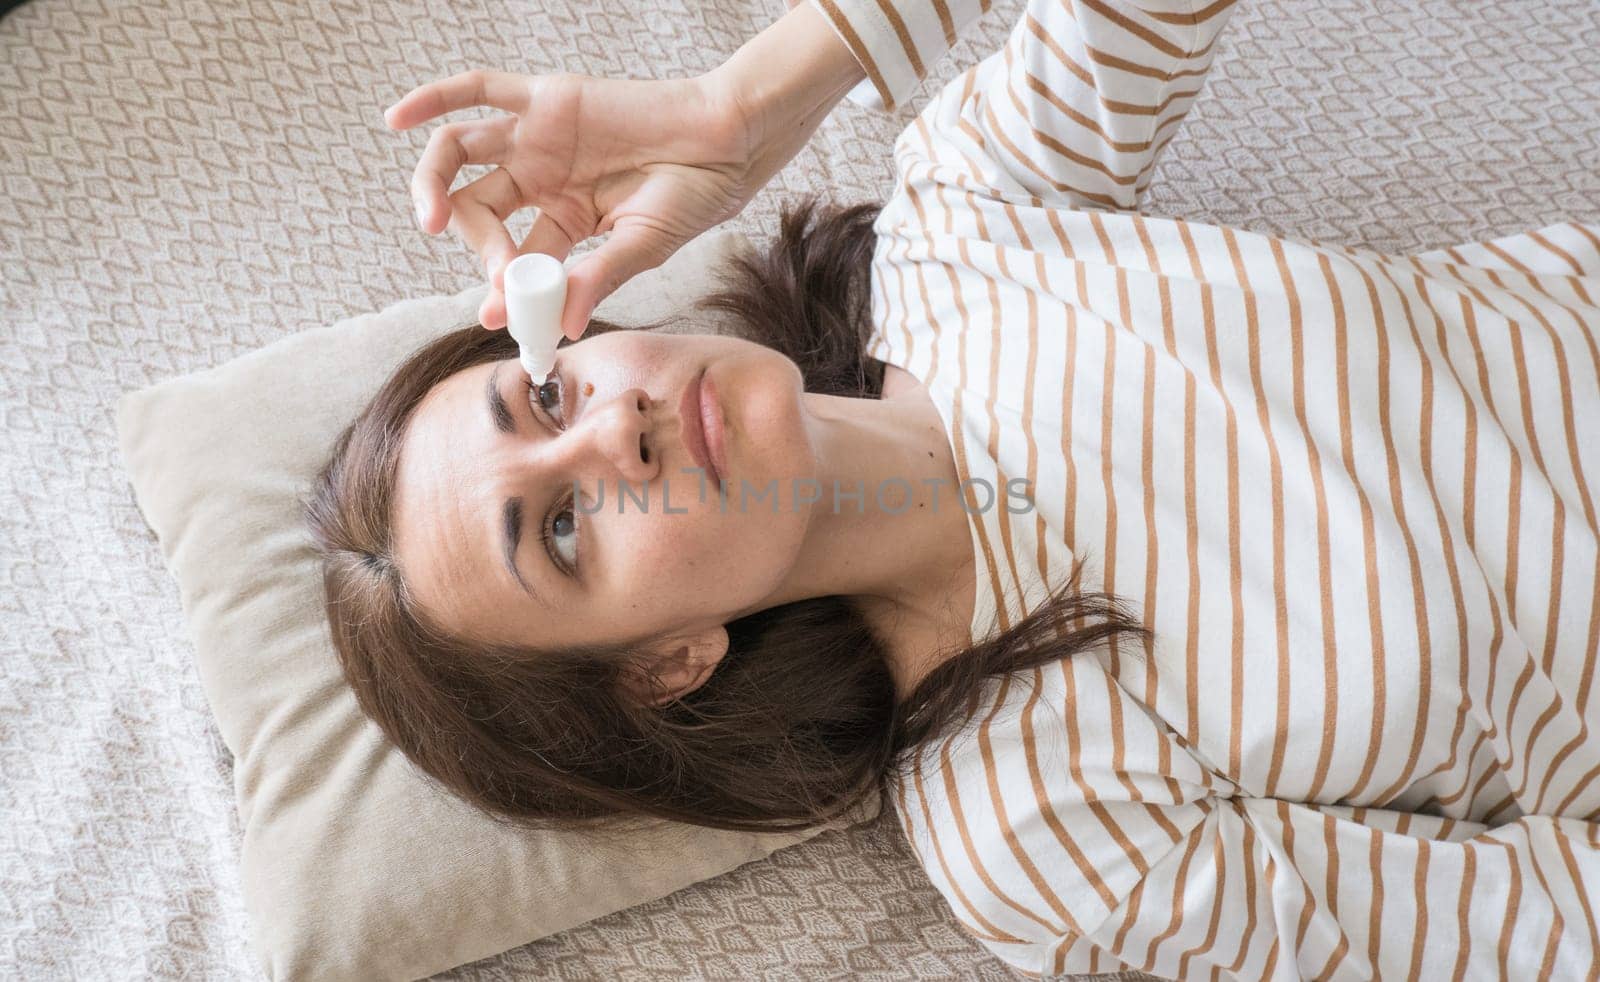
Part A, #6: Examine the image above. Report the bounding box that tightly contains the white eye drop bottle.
[502,253,568,379]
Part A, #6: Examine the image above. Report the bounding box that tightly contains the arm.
[386,1,869,337]
[819,0,1240,209]
[805,0,991,112]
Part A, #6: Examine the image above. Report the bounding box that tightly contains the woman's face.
[390,328,815,653]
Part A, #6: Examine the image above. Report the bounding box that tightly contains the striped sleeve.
[884,0,1239,213]
[977,0,1239,209]
[806,0,990,112]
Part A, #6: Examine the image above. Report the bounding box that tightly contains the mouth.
[699,369,729,484]
[678,367,723,486]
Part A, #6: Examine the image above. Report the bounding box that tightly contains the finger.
[479,284,508,330]
[447,168,521,282]
[560,223,681,341]
[385,69,531,130]
[411,118,515,234]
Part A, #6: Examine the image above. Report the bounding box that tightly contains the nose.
[521,387,659,497]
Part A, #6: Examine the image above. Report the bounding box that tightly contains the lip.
[678,368,722,486]
[699,370,729,484]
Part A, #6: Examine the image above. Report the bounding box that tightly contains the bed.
[2,0,1596,977]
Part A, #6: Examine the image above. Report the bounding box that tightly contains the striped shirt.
[809,0,1600,977]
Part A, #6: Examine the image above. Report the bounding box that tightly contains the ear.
[628,626,730,708]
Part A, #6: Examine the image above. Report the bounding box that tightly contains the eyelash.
[522,371,580,577]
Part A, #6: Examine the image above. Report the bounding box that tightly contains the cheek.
[608,496,804,609]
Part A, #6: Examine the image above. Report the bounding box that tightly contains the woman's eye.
[528,371,565,428]
[543,498,579,573]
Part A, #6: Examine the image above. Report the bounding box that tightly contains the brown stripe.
[1078,0,1191,59]
[1083,41,1215,82]
[1339,263,1410,802]
[1024,13,1207,117]
[1108,862,1155,956]
[1129,225,1169,785]
[1572,222,1600,255]
[1177,220,1245,778]
[1227,231,1295,796]
[1264,240,1310,795]
[1175,812,1230,976]
[1480,788,1518,826]
[903,179,943,397]
[959,223,1030,615]
[872,0,925,77]
[1096,320,1149,803]
[1483,240,1563,305]
[1448,845,1477,982]
[1274,800,1315,954]
[812,0,896,111]
[1145,0,1238,26]
[1527,229,1596,306]
[930,0,957,50]
[1305,249,1369,802]
[998,207,1056,610]
[1219,817,1261,975]
[1309,812,1352,979]
[908,742,1028,943]
[932,195,1008,638]
[1059,655,1153,874]
[1366,826,1385,972]
[1135,810,1213,973]
[1135,217,1203,752]
[1020,667,1118,911]
[1365,265,1475,809]
[1408,840,1431,979]
[1043,212,1082,554]
[890,233,919,378]
[998,77,1141,186]
[1481,269,1568,679]
[1554,832,1600,976]
[1523,840,1566,980]
[1494,842,1523,980]
[1016,49,1174,153]
[1472,272,1600,813]
[1440,265,1574,812]
[1087,212,1184,817]
[970,674,1077,934]
[980,97,1124,208]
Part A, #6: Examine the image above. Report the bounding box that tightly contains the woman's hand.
[384,2,865,339]
[386,71,755,337]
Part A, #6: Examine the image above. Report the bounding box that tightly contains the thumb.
[560,223,683,341]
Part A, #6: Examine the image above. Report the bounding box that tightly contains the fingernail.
[414,197,429,230]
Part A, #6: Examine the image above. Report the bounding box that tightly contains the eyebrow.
[487,362,518,435]
[487,363,540,603]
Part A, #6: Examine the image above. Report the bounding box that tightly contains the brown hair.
[303,197,1148,834]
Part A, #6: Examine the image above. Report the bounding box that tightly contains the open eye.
[543,491,580,574]
[525,371,565,429]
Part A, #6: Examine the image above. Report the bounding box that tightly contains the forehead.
[390,360,507,633]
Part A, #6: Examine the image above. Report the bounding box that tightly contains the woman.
[311,0,1600,977]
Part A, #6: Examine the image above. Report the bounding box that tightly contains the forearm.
[707,2,865,186]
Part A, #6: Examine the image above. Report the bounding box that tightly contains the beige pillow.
[116,230,874,982]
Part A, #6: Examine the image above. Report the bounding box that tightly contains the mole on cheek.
[583,382,594,396]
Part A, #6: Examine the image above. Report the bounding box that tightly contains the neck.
[750,386,977,684]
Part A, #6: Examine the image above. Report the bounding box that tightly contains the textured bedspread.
[2,0,1596,978]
